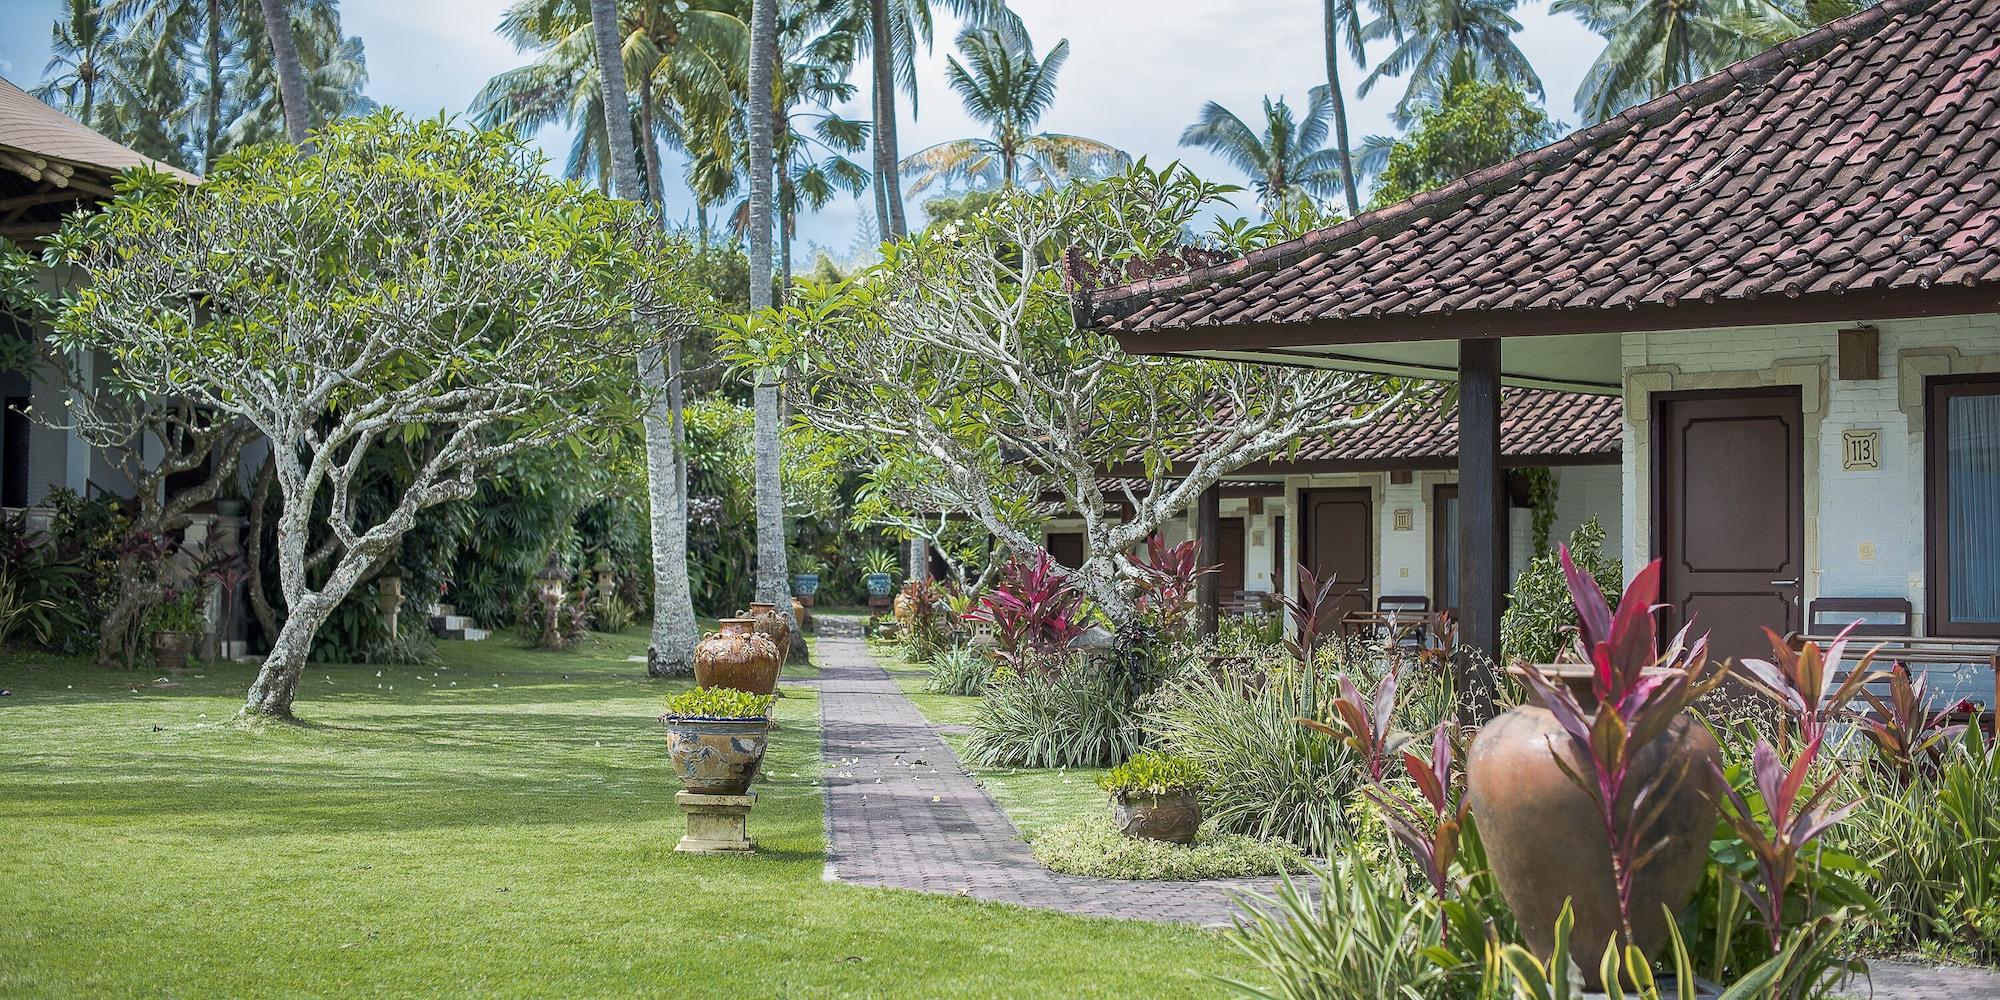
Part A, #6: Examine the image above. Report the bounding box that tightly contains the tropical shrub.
[1225,846,1459,1000]
[518,584,592,650]
[1849,726,2000,964]
[1033,819,1304,880]
[1500,516,1622,664]
[925,646,990,696]
[143,587,205,636]
[664,687,773,719]
[965,551,1091,672]
[965,659,1145,768]
[1146,666,1363,854]
[1100,751,1206,796]
[592,591,635,634]
[1126,536,1217,651]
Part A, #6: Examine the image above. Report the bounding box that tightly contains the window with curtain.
[1931,377,2000,636]
[1434,486,1460,613]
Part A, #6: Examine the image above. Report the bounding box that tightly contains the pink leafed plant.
[1302,668,1411,785]
[964,551,1089,672]
[1854,663,1967,786]
[1519,547,1724,944]
[1709,737,1863,952]
[1366,722,1467,903]
[1738,621,1880,753]
[1125,535,1218,636]
[1276,562,1341,670]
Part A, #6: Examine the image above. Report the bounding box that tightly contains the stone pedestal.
[675,791,756,854]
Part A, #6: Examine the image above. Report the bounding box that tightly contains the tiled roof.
[1148,387,1620,472]
[1079,0,2000,341]
[0,77,199,186]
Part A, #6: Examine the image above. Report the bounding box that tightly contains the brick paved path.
[810,628,1285,927]
[807,625,2000,995]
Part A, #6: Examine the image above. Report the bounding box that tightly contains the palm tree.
[1321,0,1367,217]
[899,26,1126,194]
[254,0,311,143]
[1554,0,1808,123]
[1179,87,1348,217]
[746,0,792,614]
[1360,0,1542,121]
[35,0,115,126]
[840,0,1018,238]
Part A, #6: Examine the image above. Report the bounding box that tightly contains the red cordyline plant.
[1520,548,1724,945]
[1367,722,1467,903]
[1855,663,1967,785]
[1709,738,1863,952]
[964,551,1089,672]
[1302,668,1411,784]
[1126,535,1218,638]
[1277,563,1341,670]
[1738,622,1878,754]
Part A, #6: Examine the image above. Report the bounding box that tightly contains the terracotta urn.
[661,715,771,795]
[693,619,781,695]
[1466,665,1719,987]
[892,591,915,626]
[1109,789,1202,845]
[791,597,808,632]
[151,631,195,671]
[746,602,792,658]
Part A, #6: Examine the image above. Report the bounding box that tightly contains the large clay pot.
[1109,789,1202,844]
[746,602,791,658]
[661,715,771,794]
[693,619,781,695]
[1467,667,1719,988]
[791,598,809,632]
[152,631,195,671]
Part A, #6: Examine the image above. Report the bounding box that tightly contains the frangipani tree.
[47,113,700,718]
[735,163,1428,622]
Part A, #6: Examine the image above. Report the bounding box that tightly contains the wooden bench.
[1786,597,1999,730]
[1342,596,1438,650]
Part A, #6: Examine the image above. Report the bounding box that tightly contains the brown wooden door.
[1218,517,1246,595]
[1046,532,1084,569]
[1655,389,1804,662]
[1302,488,1373,630]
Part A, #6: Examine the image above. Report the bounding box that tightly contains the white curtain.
[1948,391,2000,624]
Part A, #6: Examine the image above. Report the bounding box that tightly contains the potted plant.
[1100,751,1206,844]
[861,548,897,599]
[147,588,205,671]
[792,556,822,602]
[660,687,775,795]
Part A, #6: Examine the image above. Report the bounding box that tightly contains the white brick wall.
[1621,313,2000,629]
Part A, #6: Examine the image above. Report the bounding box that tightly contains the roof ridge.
[1077,0,1935,324]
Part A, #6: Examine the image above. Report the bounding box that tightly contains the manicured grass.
[0,632,1256,998]
[948,734,1113,840]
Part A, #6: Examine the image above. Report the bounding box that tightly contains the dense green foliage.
[663,686,774,719]
[1370,80,1562,207]
[1033,819,1305,881]
[925,646,991,696]
[1499,517,1622,664]
[1100,751,1206,796]
[965,660,1148,769]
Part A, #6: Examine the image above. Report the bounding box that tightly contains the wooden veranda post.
[1197,482,1221,638]
[1457,339,1504,719]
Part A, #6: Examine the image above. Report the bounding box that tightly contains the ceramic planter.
[1109,789,1202,845]
[1466,665,1719,987]
[151,630,195,671]
[661,715,771,795]
[864,572,893,598]
[693,619,781,695]
[746,602,792,659]
[792,573,820,597]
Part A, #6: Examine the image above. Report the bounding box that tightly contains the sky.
[0,0,1605,259]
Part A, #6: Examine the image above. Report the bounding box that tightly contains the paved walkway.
[806,625,2000,996]
[809,626,1285,927]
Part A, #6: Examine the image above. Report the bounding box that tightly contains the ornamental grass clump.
[1033,819,1304,881]
[965,658,1145,768]
[925,646,991,696]
[663,687,774,720]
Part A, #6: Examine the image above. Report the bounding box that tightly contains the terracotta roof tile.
[1078,0,2000,339]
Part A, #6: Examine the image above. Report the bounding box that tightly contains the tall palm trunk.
[748,0,789,615]
[204,0,225,169]
[590,0,696,675]
[868,0,907,238]
[1322,0,1361,217]
[256,0,311,144]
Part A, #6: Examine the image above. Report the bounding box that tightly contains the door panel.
[1218,517,1246,595]
[1302,488,1373,630]
[1655,390,1803,663]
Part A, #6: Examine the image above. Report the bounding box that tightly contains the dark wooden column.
[1196,482,1221,638]
[1457,338,1505,717]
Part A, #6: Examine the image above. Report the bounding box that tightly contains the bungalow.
[1043,387,1623,630]
[1074,0,2000,682]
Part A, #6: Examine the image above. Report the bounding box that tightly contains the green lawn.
[0,631,1255,999]
[873,642,982,728]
